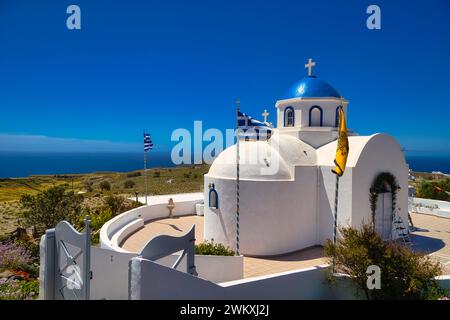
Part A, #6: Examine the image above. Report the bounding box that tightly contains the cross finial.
[305,58,316,76]
[262,109,269,123]
[235,98,240,109]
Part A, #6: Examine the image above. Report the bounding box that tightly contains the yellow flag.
[332,106,349,176]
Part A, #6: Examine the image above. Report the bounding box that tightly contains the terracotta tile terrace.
[120,212,450,277]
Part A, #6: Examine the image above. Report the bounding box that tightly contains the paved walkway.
[121,215,204,253]
[120,215,328,278]
[410,212,450,273]
[243,246,326,278]
[120,212,450,278]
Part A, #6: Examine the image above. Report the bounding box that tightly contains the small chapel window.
[284,107,294,127]
[209,184,218,209]
[309,106,323,127]
[335,106,340,127]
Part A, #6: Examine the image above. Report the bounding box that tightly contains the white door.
[375,192,393,240]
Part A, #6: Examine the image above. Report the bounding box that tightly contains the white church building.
[203,60,409,256]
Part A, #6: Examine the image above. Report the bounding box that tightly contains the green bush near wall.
[195,241,235,256]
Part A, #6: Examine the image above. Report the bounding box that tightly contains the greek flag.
[144,133,153,152]
[237,111,272,141]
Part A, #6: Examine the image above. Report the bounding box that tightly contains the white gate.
[40,216,91,300]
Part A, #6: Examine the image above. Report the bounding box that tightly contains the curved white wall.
[98,192,244,284]
[204,165,318,256]
[100,193,204,252]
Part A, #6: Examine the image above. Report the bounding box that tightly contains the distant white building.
[204,60,409,256]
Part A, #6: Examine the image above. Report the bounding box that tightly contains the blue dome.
[283,76,341,99]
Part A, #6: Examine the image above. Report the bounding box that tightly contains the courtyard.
[120,211,450,278]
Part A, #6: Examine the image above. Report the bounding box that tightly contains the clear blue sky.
[1,0,449,153]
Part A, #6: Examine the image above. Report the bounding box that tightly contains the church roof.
[283,76,341,99]
[206,134,317,180]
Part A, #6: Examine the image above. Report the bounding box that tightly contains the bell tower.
[275,59,353,148]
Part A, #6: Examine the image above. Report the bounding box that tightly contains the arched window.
[209,184,218,209]
[309,106,323,127]
[335,106,340,127]
[284,107,295,127]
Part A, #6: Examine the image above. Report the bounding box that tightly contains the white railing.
[410,197,450,219]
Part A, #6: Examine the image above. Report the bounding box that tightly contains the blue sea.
[0,152,175,178]
[404,153,450,174]
[0,151,449,178]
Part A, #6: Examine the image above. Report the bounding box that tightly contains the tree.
[123,180,135,189]
[324,224,443,300]
[19,185,84,236]
[99,180,111,191]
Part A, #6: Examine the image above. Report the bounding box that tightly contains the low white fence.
[41,234,244,299]
[129,258,450,300]
[129,258,364,300]
[90,247,137,299]
[410,197,450,219]
[95,192,244,287]
[157,254,243,284]
[100,192,204,252]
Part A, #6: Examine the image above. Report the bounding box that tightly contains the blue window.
[284,107,295,127]
[209,185,218,209]
[309,106,323,127]
[335,106,340,127]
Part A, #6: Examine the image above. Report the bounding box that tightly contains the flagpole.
[332,99,344,273]
[333,174,339,247]
[332,174,339,272]
[144,131,148,205]
[235,99,240,256]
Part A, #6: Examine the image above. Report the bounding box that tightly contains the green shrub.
[99,180,111,191]
[83,179,94,192]
[127,172,141,178]
[88,207,113,231]
[325,223,443,300]
[416,179,450,201]
[19,279,39,298]
[123,180,135,189]
[76,207,111,244]
[104,195,126,216]
[91,231,100,245]
[13,240,40,261]
[0,279,39,300]
[195,240,235,256]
